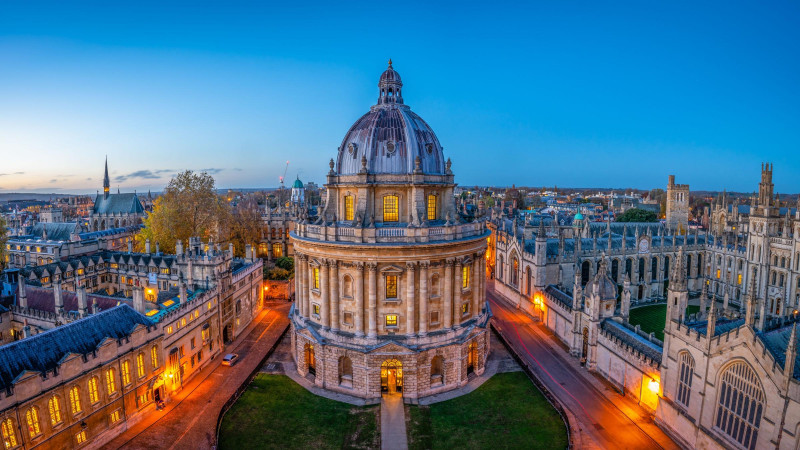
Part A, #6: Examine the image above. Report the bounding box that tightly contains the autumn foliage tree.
[223,195,264,258]
[136,170,229,252]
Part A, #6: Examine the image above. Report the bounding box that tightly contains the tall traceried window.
[386,275,398,299]
[106,368,117,395]
[383,195,399,222]
[88,377,100,404]
[462,265,470,289]
[714,361,764,450]
[48,396,62,425]
[344,195,354,221]
[137,353,146,378]
[512,257,519,286]
[1,418,17,448]
[676,351,694,408]
[69,386,82,414]
[312,267,320,289]
[25,407,41,438]
[272,243,282,258]
[427,194,437,221]
[152,345,159,369]
[122,361,132,385]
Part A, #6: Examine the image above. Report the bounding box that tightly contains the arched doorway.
[467,342,478,374]
[581,327,589,366]
[304,343,316,376]
[380,359,403,394]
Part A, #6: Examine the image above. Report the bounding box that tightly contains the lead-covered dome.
[336,61,446,176]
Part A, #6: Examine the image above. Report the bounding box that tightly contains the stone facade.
[289,62,490,401]
[666,174,689,233]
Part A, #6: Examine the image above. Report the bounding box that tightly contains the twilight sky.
[1,1,799,194]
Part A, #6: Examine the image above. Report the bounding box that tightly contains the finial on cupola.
[388,58,393,68]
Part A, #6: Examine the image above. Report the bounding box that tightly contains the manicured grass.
[218,374,379,450]
[629,304,700,341]
[407,372,568,450]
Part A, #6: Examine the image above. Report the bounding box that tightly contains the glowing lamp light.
[648,379,660,394]
[168,373,174,379]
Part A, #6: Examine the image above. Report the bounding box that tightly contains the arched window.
[581,260,591,286]
[714,361,764,449]
[106,368,117,395]
[121,361,131,385]
[526,267,532,296]
[69,386,82,414]
[338,356,353,387]
[462,265,470,290]
[137,353,146,378]
[312,267,320,289]
[677,351,694,408]
[342,275,353,298]
[1,418,16,448]
[625,258,632,278]
[48,396,62,425]
[427,194,437,221]
[431,274,440,297]
[344,195,354,221]
[383,195,399,222]
[25,407,41,438]
[611,259,619,282]
[651,257,658,280]
[431,355,444,385]
[511,257,519,286]
[664,256,670,279]
[498,256,504,280]
[686,254,692,277]
[638,258,645,282]
[88,377,100,404]
[152,345,159,369]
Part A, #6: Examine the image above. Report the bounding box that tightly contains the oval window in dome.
[425,143,433,154]
[348,143,357,155]
[386,141,396,154]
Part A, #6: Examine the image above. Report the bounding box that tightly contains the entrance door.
[467,342,477,374]
[380,359,403,394]
[387,369,397,393]
[305,344,316,376]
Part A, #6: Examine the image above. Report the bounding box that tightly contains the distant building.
[88,158,145,231]
[38,208,63,223]
[665,175,689,233]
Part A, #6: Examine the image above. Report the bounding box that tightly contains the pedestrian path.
[380,394,408,450]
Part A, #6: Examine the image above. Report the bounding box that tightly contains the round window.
[386,141,396,154]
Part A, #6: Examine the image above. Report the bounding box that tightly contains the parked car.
[222,353,239,366]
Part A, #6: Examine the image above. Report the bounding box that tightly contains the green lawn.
[406,372,568,450]
[218,374,379,449]
[629,304,700,341]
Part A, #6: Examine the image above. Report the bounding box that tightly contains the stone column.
[330,261,340,331]
[355,263,365,337]
[419,262,429,336]
[302,256,311,318]
[295,254,303,315]
[368,263,378,338]
[444,259,454,328]
[473,253,482,317]
[321,260,330,329]
[406,262,416,337]
[454,260,463,325]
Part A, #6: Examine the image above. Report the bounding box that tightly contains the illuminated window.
[738,274,742,285]
[69,386,82,414]
[462,266,470,289]
[312,304,320,315]
[312,267,320,289]
[166,326,173,334]
[25,407,41,438]
[48,396,62,425]
[272,243,282,258]
[344,195,354,221]
[1,418,17,448]
[137,353,146,378]
[383,195,399,222]
[386,275,398,298]
[88,377,99,404]
[151,345,159,369]
[462,303,469,315]
[76,430,87,444]
[714,361,764,449]
[385,314,398,327]
[161,267,170,274]
[110,409,121,424]
[122,361,131,385]
[716,269,721,279]
[106,368,117,395]
[181,318,186,327]
[677,351,694,408]
[427,194,436,221]
[207,301,212,310]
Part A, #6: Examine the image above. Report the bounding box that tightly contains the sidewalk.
[380,394,408,450]
[105,303,291,450]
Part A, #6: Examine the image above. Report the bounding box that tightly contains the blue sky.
[1,1,799,193]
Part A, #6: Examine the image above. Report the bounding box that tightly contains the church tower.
[665,175,689,234]
[103,157,110,200]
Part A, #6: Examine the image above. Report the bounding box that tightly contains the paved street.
[488,282,680,450]
[105,303,291,450]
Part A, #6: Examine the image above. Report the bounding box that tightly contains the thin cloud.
[115,170,166,182]
[200,168,225,174]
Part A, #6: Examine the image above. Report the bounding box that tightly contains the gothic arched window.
[526,267,532,296]
[511,257,519,286]
[714,361,764,450]
[677,351,694,408]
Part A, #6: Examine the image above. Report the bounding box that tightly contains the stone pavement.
[105,303,291,450]
[380,394,408,450]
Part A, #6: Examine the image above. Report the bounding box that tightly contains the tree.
[136,170,228,252]
[0,216,7,270]
[616,208,658,223]
[223,195,263,257]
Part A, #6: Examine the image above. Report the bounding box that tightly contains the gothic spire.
[103,156,110,199]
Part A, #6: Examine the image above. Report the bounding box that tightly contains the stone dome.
[583,259,618,302]
[292,177,303,189]
[336,61,446,176]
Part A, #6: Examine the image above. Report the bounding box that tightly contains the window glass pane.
[386,275,397,298]
[427,195,436,221]
[383,196,399,222]
[345,196,354,221]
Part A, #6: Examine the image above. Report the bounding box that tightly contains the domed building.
[290,61,490,400]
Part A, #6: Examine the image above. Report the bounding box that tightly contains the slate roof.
[28,222,81,242]
[601,319,663,364]
[79,225,142,240]
[22,286,123,313]
[685,318,746,336]
[92,193,144,215]
[544,285,573,309]
[527,233,709,257]
[759,323,800,380]
[0,304,153,391]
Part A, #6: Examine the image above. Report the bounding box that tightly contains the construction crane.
[278,160,290,207]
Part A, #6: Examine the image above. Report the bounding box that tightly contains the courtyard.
[629,303,700,341]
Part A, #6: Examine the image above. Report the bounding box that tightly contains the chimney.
[176,240,183,255]
[187,259,194,289]
[54,284,64,314]
[22,319,31,339]
[245,244,253,262]
[132,288,145,314]
[228,243,234,256]
[155,242,160,254]
[77,288,88,317]
[91,298,99,315]
[145,239,151,253]
[128,240,133,253]
[179,283,187,304]
[17,276,27,309]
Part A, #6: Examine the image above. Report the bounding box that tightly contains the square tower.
[665,175,689,233]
